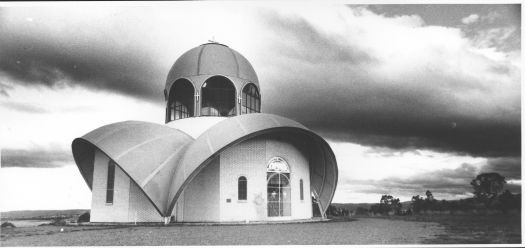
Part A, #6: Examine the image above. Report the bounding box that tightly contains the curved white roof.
[72,121,194,215]
[72,114,338,217]
[166,116,227,139]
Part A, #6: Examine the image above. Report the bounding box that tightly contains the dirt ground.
[398,214,521,244]
[1,218,444,246]
[2,214,522,246]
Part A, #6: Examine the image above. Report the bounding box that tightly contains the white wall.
[90,149,162,222]
[219,137,267,221]
[179,157,220,222]
[219,136,312,221]
[91,150,129,222]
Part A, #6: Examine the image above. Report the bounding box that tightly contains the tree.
[411,195,424,213]
[369,195,403,215]
[425,190,434,201]
[470,173,506,205]
[380,195,402,214]
[424,190,438,210]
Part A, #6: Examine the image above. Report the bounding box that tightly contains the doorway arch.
[267,157,291,217]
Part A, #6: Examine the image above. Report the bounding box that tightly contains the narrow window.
[238,176,247,200]
[106,161,115,204]
[241,84,260,114]
[300,179,304,200]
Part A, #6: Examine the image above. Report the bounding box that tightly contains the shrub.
[327,205,349,217]
[78,212,90,223]
[51,218,67,226]
[1,222,15,228]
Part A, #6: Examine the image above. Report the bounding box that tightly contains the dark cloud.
[1,101,96,114]
[0,82,13,97]
[480,157,521,180]
[363,146,422,157]
[0,88,8,97]
[1,148,73,168]
[314,120,520,157]
[1,101,49,113]
[0,12,167,103]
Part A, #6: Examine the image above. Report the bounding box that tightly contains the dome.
[164,43,262,123]
[166,42,259,92]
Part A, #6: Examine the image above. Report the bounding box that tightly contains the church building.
[72,42,338,223]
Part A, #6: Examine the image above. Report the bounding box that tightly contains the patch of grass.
[0,225,127,242]
[327,216,358,222]
[375,214,521,244]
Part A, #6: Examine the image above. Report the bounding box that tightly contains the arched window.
[238,176,247,200]
[106,161,116,204]
[201,76,236,117]
[167,79,194,122]
[241,84,260,114]
[267,157,289,172]
[267,157,291,217]
[300,179,304,200]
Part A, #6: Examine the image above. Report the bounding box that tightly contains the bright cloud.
[0,166,91,211]
[329,141,491,203]
[0,81,163,151]
[462,14,480,24]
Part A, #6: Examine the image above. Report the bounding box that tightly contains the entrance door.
[267,157,291,217]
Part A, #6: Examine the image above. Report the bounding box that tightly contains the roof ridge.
[196,44,205,75]
[227,47,240,78]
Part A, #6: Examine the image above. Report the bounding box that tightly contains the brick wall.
[180,157,220,222]
[128,181,163,222]
[220,137,267,221]
[90,149,162,222]
[219,136,312,221]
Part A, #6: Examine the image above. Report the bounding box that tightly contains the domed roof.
[166,43,259,88]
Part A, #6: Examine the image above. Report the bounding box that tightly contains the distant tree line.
[327,172,520,217]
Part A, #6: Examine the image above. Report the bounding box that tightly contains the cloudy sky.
[0,2,521,211]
